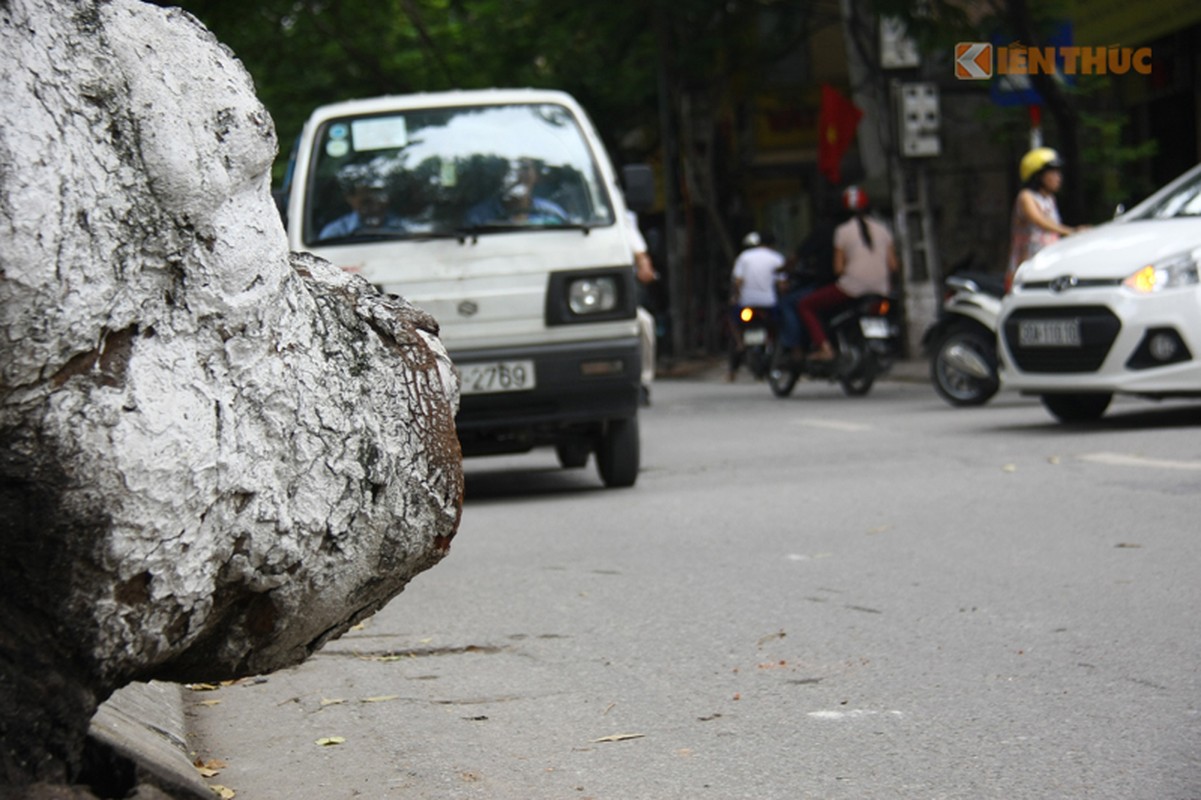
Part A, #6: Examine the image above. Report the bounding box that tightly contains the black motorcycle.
[730,305,776,380]
[767,294,896,397]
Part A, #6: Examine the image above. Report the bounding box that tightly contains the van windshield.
[304,103,616,245]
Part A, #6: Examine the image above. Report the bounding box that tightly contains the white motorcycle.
[922,271,1004,407]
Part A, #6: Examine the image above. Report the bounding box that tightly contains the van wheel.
[555,441,590,469]
[596,417,639,488]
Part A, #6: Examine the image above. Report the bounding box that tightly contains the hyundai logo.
[1049,275,1079,293]
[457,300,479,317]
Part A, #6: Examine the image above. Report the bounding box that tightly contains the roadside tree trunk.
[0,0,463,788]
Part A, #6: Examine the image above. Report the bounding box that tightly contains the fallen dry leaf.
[209,786,235,799]
[315,736,346,746]
[756,630,786,647]
[592,733,645,743]
[362,694,400,703]
[1002,463,1017,473]
[186,683,221,692]
[198,699,221,707]
[320,697,346,707]
[193,757,227,778]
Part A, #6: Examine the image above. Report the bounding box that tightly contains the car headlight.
[568,276,619,314]
[1122,248,1201,293]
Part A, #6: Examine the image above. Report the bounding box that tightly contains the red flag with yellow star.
[817,84,863,184]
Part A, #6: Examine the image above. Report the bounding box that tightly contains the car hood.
[1018,218,1201,281]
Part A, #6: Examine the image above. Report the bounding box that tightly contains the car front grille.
[1002,305,1121,373]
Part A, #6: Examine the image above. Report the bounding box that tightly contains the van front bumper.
[452,336,641,456]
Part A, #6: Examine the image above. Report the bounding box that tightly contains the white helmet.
[742,231,761,247]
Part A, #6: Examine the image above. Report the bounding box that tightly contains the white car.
[998,163,1201,422]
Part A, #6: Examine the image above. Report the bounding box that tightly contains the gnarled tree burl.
[0,0,463,788]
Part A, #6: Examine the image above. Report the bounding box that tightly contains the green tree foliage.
[164,0,816,179]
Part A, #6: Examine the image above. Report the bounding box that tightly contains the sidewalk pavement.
[85,354,932,798]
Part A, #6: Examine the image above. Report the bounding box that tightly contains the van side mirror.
[621,164,655,213]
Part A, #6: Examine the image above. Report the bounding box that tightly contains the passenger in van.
[464,157,569,226]
[319,163,408,240]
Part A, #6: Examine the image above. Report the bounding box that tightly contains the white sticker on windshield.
[352,117,408,151]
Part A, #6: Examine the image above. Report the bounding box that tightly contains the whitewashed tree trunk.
[0,0,463,787]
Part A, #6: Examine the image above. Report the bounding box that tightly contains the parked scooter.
[922,271,1004,407]
[767,294,896,397]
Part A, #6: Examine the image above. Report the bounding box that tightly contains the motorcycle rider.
[726,231,786,381]
[779,207,840,362]
[796,186,897,361]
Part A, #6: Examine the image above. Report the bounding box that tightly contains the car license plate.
[459,360,536,395]
[860,317,890,338]
[743,327,767,345]
[1018,319,1082,348]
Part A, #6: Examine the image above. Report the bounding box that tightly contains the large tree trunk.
[0,0,463,788]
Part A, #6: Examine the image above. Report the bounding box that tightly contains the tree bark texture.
[0,0,463,786]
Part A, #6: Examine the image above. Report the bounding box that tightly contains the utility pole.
[655,10,686,361]
[891,80,943,356]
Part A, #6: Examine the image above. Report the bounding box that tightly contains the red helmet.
[842,185,869,211]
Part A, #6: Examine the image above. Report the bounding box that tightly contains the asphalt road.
[188,369,1201,799]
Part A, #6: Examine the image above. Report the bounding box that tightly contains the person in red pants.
[797,186,897,360]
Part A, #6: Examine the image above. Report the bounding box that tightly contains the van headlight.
[1123,248,1201,293]
[546,268,636,325]
[568,276,619,314]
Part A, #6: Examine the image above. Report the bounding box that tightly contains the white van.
[283,89,649,487]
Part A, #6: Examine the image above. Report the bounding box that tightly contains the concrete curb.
[89,681,211,799]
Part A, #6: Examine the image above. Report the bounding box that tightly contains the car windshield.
[1126,166,1201,220]
[303,103,615,245]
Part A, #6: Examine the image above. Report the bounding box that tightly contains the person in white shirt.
[626,210,656,405]
[727,231,786,381]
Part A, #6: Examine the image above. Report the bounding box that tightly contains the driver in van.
[319,162,408,240]
[464,157,569,226]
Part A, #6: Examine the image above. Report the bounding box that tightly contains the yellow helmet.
[1019,147,1063,183]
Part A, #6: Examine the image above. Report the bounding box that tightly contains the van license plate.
[860,318,890,338]
[459,360,536,395]
[1018,319,1082,348]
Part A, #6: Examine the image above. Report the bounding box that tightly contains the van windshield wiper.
[317,230,476,245]
[315,231,409,245]
[456,221,594,238]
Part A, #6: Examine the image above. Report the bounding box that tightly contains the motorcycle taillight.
[868,298,890,316]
